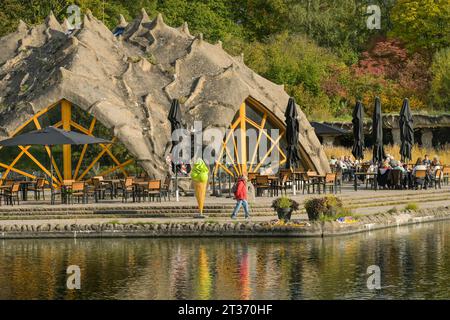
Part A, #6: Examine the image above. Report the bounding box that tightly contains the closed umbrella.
[399,98,414,162]
[168,98,183,201]
[168,98,182,151]
[372,97,385,164]
[284,97,301,169]
[0,126,111,204]
[351,101,365,160]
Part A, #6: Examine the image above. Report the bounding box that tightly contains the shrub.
[304,195,344,221]
[387,207,398,214]
[271,196,299,211]
[405,203,419,211]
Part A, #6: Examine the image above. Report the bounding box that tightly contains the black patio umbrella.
[168,98,182,151]
[0,126,111,203]
[351,100,365,160]
[167,98,183,199]
[284,97,301,169]
[399,98,414,162]
[372,97,385,164]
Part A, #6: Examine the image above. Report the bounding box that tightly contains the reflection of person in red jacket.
[231,175,250,219]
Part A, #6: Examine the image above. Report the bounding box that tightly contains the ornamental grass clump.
[304,195,346,221]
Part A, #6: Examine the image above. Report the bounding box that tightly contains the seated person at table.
[377,160,391,188]
[422,154,431,166]
[391,160,405,172]
[431,156,441,169]
[430,156,442,179]
[337,156,350,180]
[329,156,337,166]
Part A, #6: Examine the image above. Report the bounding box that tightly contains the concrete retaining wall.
[0,207,449,239]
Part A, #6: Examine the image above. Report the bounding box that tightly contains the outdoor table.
[292,170,306,189]
[132,182,148,202]
[354,172,378,191]
[307,174,326,194]
[102,179,122,198]
[60,183,74,204]
[16,181,35,201]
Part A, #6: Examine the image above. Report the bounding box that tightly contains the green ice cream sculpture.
[191,159,209,215]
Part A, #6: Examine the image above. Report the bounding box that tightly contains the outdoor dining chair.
[254,175,271,197]
[143,180,162,202]
[161,175,171,201]
[442,166,450,185]
[2,183,21,206]
[323,173,338,194]
[413,170,427,189]
[301,173,320,194]
[121,177,134,203]
[28,178,47,200]
[430,169,442,189]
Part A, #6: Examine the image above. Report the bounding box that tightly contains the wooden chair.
[431,169,442,189]
[301,173,320,194]
[273,173,290,196]
[254,175,271,197]
[70,182,87,204]
[92,178,108,201]
[161,175,171,201]
[143,180,162,202]
[323,173,338,194]
[28,178,46,200]
[442,166,450,185]
[414,170,427,189]
[121,177,134,203]
[3,183,21,206]
[247,172,258,184]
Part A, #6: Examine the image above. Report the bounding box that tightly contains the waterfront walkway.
[0,186,448,227]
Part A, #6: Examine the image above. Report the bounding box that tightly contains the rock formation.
[0,9,330,177]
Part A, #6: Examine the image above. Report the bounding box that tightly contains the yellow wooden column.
[61,100,72,180]
[239,102,247,175]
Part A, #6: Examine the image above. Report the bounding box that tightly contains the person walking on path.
[231,175,250,219]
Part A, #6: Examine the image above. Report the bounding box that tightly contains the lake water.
[0,221,448,300]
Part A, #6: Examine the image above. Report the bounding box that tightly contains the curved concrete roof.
[0,9,330,176]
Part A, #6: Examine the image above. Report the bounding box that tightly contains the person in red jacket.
[231,175,250,219]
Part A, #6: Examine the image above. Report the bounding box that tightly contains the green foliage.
[405,202,419,212]
[0,0,448,118]
[390,0,450,55]
[430,48,450,110]
[271,196,299,211]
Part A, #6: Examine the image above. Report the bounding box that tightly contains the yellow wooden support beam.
[216,162,235,177]
[249,113,267,173]
[239,102,247,175]
[77,138,116,181]
[32,117,63,182]
[0,162,36,180]
[3,146,31,179]
[61,100,72,180]
[253,133,284,173]
[10,100,60,137]
[18,146,60,184]
[98,159,133,177]
[70,120,128,177]
[73,118,96,180]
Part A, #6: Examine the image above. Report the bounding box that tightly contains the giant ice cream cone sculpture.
[191,159,209,215]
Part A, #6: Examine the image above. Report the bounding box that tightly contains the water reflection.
[0,221,448,300]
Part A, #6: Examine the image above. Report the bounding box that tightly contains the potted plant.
[271,196,300,222]
[304,195,343,221]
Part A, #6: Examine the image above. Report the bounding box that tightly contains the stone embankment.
[0,206,449,239]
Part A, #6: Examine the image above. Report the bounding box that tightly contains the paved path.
[0,185,448,227]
